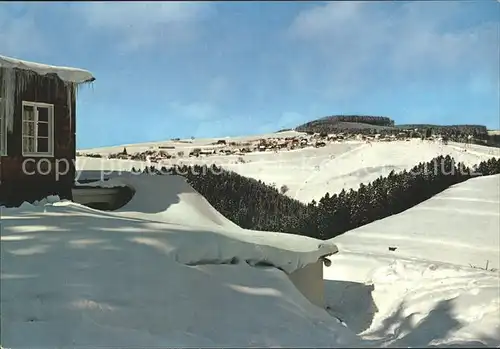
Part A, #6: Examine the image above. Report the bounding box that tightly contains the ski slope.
[78,132,500,203]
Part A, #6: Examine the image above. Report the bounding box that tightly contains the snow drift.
[0,173,350,347]
[75,172,338,273]
[78,172,241,230]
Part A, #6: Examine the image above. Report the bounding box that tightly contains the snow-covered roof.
[0,54,95,84]
[73,172,339,274]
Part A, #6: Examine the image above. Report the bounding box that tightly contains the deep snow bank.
[74,172,338,273]
[1,202,353,348]
[78,172,241,230]
[10,174,338,276]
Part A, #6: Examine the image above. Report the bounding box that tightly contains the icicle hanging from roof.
[67,82,76,142]
[0,68,33,133]
[0,55,95,134]
[1,68,16,133]
[67,82,72,120]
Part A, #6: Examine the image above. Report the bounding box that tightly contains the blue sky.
[1,1,499,149]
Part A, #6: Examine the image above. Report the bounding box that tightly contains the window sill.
[22,153,55,158]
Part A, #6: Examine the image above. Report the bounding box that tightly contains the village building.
[0,55,95,206]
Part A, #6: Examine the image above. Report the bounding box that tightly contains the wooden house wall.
[0,69,76,206]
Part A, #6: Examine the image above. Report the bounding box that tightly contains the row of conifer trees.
[133,156,500,240]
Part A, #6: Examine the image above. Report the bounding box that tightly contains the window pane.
[23,137,35,153]
[38,121,49,137]
[23,105,35,121]
[38,107,49,122]
[23,121,35,136]
[37,137,49,153]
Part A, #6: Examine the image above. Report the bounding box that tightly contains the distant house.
[0,55,95,206]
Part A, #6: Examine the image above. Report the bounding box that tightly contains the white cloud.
[287,2,499,100]
[75,2,215,50]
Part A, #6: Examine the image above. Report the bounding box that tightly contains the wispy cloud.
[74,2,215,51]
[287,1,499,101]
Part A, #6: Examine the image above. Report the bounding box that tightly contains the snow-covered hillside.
[325,174,500,347]
[77,132,499,203]
[331,174,500,270]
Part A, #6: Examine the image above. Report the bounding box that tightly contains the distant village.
[78,130,453,163]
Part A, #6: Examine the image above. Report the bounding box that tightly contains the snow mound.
[76,173,338,272]
[16,172,338,274]
[79,172,241,230]
[17,195,63,209]
[1,201,352,347]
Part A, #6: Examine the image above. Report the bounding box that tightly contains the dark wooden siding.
[0,69,76,206]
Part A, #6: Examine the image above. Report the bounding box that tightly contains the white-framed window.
[22,101,55,157]
[0,97,6,156]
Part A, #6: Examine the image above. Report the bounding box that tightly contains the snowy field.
[1,132,499,347]
[79,131,500,203]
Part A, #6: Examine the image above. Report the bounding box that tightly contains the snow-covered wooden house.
[0,55,94,206]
